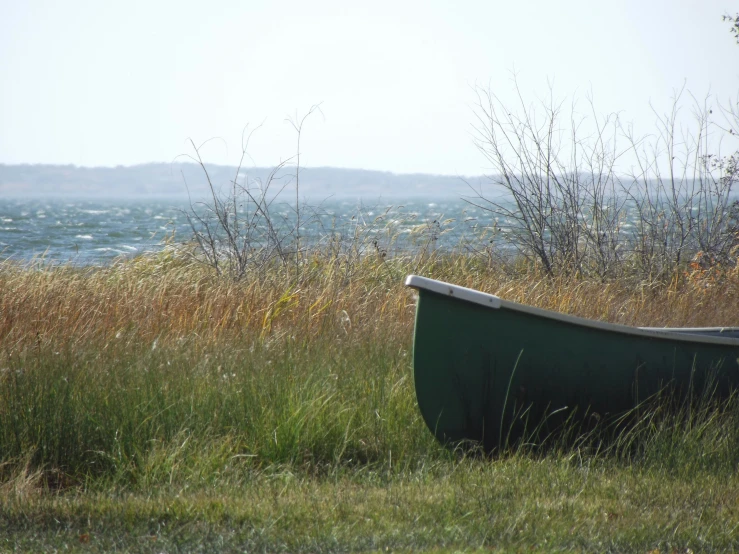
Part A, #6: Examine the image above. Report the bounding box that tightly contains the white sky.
[1,0,737,175]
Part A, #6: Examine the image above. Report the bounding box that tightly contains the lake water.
[0,197,492,265]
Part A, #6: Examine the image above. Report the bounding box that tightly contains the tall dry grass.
[2,246,738,352]
[1,246,739,486]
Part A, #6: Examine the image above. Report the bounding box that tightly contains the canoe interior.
[407,276,739,452]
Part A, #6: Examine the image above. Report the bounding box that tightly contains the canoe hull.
[408,276,739,451]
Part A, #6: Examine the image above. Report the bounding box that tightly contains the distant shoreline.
[0,162,480,200]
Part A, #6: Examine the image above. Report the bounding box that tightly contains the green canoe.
[405,275,739,451]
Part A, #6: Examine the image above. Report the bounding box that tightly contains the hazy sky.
[1,0,737,175]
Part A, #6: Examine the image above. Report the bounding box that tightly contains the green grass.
[0,334,439,484]
[2,251,739,551]
[3,458,739,552]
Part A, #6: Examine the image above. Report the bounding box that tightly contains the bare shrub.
[470,79,626,278]
[180,107,322,281]
[471,78,739,281]
[623,89,739,279]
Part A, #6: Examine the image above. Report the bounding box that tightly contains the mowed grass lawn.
[2,250,739,552]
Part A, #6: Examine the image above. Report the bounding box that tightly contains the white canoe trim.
[405,275,739,347]
[405,274,503,308]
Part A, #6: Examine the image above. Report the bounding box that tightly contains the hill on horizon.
[0,163,483,200]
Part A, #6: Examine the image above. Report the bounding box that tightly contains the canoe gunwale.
[405,275,739,347]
